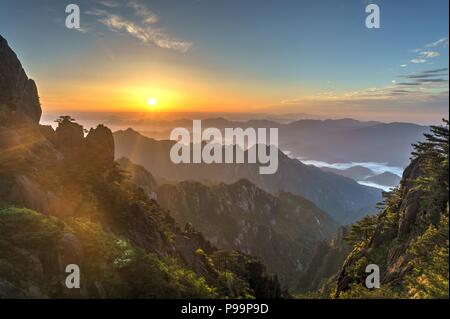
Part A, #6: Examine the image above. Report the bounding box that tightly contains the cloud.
[403,37,448,67]
[397,82,422,86]
[401,69,448,79]
[425,37,449,48]
[128,0,159,24]
[417,78,448,83]
[390,89,412,94]
[419,51,440,58]
[96,0,121,8]
[279,39,449,120]
[422,68,449,74]
[282,66,448,107]
[86,2,192,52]
[99,14,192,52]
[396,67,448,91]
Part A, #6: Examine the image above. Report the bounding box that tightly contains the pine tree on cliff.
[335,119,449,299]
[412,119,449,225]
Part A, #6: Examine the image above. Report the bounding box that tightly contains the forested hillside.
[157,179,337,289]
[334,120,449,298]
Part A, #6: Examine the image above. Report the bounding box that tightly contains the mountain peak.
[0,34,42,124]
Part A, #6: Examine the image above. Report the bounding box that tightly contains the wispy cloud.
[403,37,447,67]
[419,51,440,58]
[422,68,449,74]
[410,58,427,64]
[95,0,121,8]
[425,37,449,48]
[281,66,448,111]
[86,0,192,52]
[127,0,159,24]
[400,68,448,79]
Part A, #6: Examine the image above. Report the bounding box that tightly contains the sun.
[147,97,158,107]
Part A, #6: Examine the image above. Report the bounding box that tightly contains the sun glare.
[148,97,158,106]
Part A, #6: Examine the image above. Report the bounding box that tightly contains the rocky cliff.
[0,35,41,123]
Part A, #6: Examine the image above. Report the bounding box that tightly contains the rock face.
[86,124,115,168]
[0,35,41,123]
[157,178,338,289]
[52,118,115,169]
[335,160,425,296]
[117,157,158,200]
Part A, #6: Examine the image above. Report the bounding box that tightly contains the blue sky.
[0,0,448,123]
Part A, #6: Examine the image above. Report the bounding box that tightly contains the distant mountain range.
[212,118,428,167]
[321,166,375,181]
[114,128,382,224]
[364,172,401,187]
[321,166,401,188]
[107,117,429,167]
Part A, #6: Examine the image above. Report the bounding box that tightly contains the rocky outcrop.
[52,119,115,169]
[0,35,41,123]
[86,125,115,168]
[334,142,448,298]
[54,119,85,158]
[397,187,422,239]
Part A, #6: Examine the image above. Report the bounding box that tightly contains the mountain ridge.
[114,128,382,224]
[156,178,338,289]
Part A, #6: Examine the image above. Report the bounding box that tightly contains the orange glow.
[35,51,293,114]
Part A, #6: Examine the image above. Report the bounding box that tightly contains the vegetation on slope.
[0,116,283,299]
[334,120,449,299]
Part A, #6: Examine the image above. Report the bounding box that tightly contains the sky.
[0,0,448,124]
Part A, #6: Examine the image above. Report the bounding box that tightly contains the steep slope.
[296,227,352,295]
[334,121,449,298]
[114,129,382,223]
[157,179,338,289]
[117,157,158,200]
[0,35,283,299]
